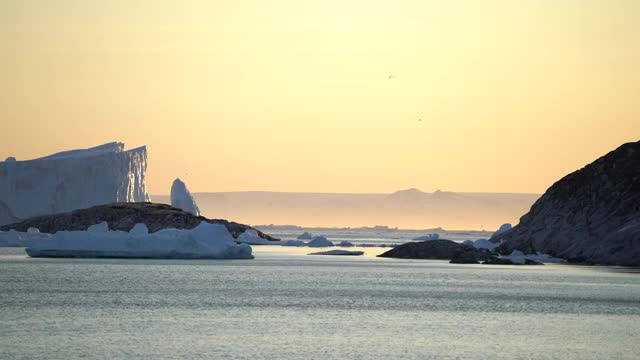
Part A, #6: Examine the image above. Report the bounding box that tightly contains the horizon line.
[151,189,542,196]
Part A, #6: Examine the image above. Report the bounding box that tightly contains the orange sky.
[1,1,638,195]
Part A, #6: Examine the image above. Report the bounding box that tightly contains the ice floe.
[309,250,364,256]
[22,221,253,259]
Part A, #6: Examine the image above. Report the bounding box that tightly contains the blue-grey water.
[1,246,640,359]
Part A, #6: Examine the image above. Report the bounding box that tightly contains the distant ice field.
[256,226,493,247]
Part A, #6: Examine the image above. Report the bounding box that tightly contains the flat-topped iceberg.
[0,142,149,226]
[24,221,253,259]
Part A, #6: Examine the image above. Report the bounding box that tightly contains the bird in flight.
[388,75,396,79]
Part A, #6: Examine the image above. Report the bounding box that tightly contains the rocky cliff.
[492,141,640,266]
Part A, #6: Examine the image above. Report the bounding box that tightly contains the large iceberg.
[170,178,200,216]
[0,142,149,226]
[23,221,253,259]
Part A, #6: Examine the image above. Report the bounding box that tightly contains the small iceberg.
[309,250,364,256]
[463,238,502,251]
[24,221,253,259]
[307,236,334,247]
[337,240,354,247]
[236,229,275,245]
[297,231,314,240]
[281,239,307,247]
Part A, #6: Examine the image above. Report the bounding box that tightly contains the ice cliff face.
[170,178,200,216]
[0,142,149,226]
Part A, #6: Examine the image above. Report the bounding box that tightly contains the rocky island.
[492,141,640,266]
[0,202,279,242]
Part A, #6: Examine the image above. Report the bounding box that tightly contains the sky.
[1,0,638,195]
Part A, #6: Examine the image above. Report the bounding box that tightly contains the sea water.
[1,246,639,359]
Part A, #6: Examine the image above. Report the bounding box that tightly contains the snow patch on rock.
[502,250,567,264]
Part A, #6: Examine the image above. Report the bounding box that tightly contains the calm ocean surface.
[1,245,639,359]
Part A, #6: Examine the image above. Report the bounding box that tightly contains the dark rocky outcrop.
[491,141,640,266]
[378,239,493,261]
[0,202,279,241]
[481,257,515,265]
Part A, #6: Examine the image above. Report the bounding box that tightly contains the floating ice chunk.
[129,223,149,236]
[24,221,253,259]
[309,250,364,256]
[413,233,439,241]
[237,229,274,245]
[27,227,40,234]
[337,240,354,247]
[281,240,306,247]
[307,236,334,247]
[297,232,313,240]
[170,178,200,216]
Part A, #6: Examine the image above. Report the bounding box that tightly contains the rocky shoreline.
[491,141,640,267]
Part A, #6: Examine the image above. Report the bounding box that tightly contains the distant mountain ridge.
[153,190,540,230]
